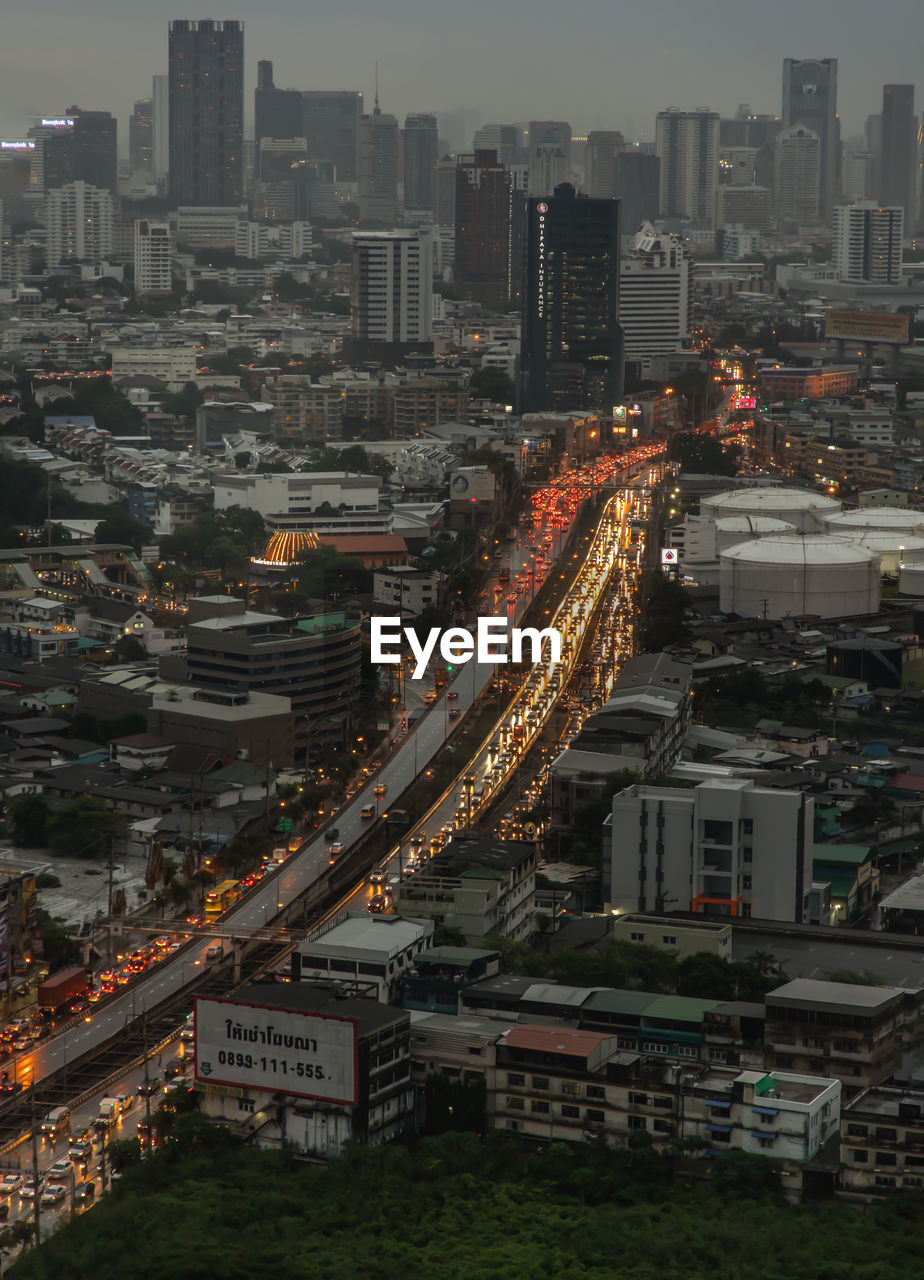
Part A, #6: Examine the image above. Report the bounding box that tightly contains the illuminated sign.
[661,548,678,565]
[824,309,909,344]
[535,202,548,319]
[40,118,75,128]
[612,405,627,421]
[195,995,358,1106]
[1,140,35,151]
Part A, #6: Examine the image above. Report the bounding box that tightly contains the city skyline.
[1,0,922,146]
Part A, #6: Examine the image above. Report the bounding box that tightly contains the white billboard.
[194,996,358,1105]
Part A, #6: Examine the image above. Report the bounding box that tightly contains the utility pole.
[142,1007,153,1156]
[106,831,115,962]
[30,1097,40,1247]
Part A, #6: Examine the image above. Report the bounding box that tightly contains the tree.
[709,1149,783,1199]
[668,431,741,476]
[160,380,204,422]
[94,507,151,552]
[7,793,50,846]
[470,367,514,404]
[45,375,145,436]
[675,952,739,1001]
[640,572,690,652]
[45,798,129,858]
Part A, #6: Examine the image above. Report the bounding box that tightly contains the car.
[324,828,339,844]
[47,1158,74,1183]
[447,691,459,701]
[68,1141,92,1163]
[74,1181,96,1209]
[0,1174,22,1195]
[138,1076,162,1097]
[448,708,461,719]
[154,937,171,951]
[373,784,386,797]
[178,1024,195,1043]
[367,894,387,914]
[205,944,222,964]
[40,1184,66,1207]
[20,1177,44,1199]
[115,1090,135,1111]
[329,842,343,856]
[73,1127,94,1146]
[368,866,386,886]
[164,1057,185,1079]
[423,690,437,704]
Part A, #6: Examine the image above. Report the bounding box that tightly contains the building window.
[741,902,752,918]
[742,875,752,891]
[508,1073,525,1087]
[561,1081,580,1096]
[875,1175,896,1188]
[878,1152,898,1166]
[238,1099,255,1114]
[586,1085,606,1101]
[561,1105,580,1119]
[709,1050,728,1064]
[531,1100,550,1115]
[505,1097,525,1111]
[676,1045,698,1059]
[851,1149,868,1163]
[903,1177,923,1189]
[630,932,645,942]
[662,935,677,945]
[846,1124,868,1138]
[628,1091,648,1106]
[628,1116,646,1131]
[585,1109,605,1124]
[875,1127,897,1142]
[531,1077,549,1090]
[653,1119,673,1135]
[642,1041,668,1055]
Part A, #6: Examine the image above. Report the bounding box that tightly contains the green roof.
[813,843,873,867]
[458,866,506,882]
[580,990,656,1017]
[755,719,782,730]
[641,995,721,1025]
[295,612,347,635]
[800,673,858,691]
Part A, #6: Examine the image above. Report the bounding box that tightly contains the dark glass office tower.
[43,108,117,193]
[880,84,916,232]
[255,60,303,143]
[518,183,622,414]
[782,58,839,220]
[454,150,511,284]
[130,99,153,173]
[168,19,244,205]
[302,91,363,182]
[403,113,438,212]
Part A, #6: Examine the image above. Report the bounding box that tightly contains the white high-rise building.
[619,222,691,360]
[655,108,719,227]
[46,180,112,266]
[528,142,568,196]
[606,778,814,923]
[833,201,904,285]
[350,230,433,344]
[774,126,821,224]
[133,218,172,292]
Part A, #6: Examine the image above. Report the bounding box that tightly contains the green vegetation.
[639,571,690,652]
[160,505,268,574]
[668,430,741,476]
[42,375,145,437]
[10,1130,924,1280]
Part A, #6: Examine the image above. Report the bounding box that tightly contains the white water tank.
[713,515,796,556]
[720,534,880,618]
[822,507,924,537]
[701,487,842,533]
[827,531,924,575]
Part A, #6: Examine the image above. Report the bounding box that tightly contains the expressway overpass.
[2,446,664,1108]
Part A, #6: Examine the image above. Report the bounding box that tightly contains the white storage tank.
[713,515,796,556]
[720,535,880,619]
[701,487,842,533]
[898,564,924,595]
[827,530,924,575]
[822,507,924,538]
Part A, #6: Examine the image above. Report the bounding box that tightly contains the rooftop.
[766,978,909,1014]
[499,1025,617,1058]
[236,981,405,1036]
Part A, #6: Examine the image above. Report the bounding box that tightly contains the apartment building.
[764,979,918,1095]
[841,1084,924,1196]
[292,913,434,1003]
[392,836,536,944]
[606,778,814,922]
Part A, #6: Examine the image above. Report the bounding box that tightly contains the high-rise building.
[130,99,153,174]
[472,124,521,166]
[454,150,511,286]
[42,108,117,194]
[655,108,719,227]
[351,230,433,345]
[880,85,916,233]
[583,131,624,198]
[358,107,399,224]
[133,218,172,293]
[254,60,304,144]
[716,185,773,233]
[256,138,309,221]
[620,223,691,363]
[302,91,363,182]
[528,121,572,166]
[528,142,568,196]
[782,58,839,219]
[46,180,112,266]
[833,201,904,284]
[614,150,660,233]
[436,155,457,227]
[774,125,821,224]
[402,114,438,213]
[152,75,169,191]
[518,183,622,414]
[168,19,244,206]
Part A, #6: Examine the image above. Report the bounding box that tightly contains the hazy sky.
[1,0,921,147]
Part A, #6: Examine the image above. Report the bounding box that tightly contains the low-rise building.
[609,914,732,959]
[372,565,447,616]
[292,913,434,1002]
[841,1083,924,1196]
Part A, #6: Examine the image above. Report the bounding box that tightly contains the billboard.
[824,310,910,345]
[660,548,679,566]
[194,995,358,1105]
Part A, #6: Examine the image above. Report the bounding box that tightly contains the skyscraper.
[302,91,363,182]
[134,218,172,293]
[528,143,568,196]
[168,19,244,206]
[472,124,521,166]
[129,99,153,174]
[620,223,691,363]
[528,121,572,166]
[584,131,624,199]
[518,183,622,414]
[351,231,433,345]
[880,85,916,233]
[782,58,839,220]
[454,150,511,286]
[46,181,112,266]
[403,114,438,213]
[358,107,399,225]
[833,201,903,284]
[255,61,304,144]
[152,75,169,191]
[614,150,660,233]
[655,108,719,227]
[42,108,117,194]
[774,125,821,225]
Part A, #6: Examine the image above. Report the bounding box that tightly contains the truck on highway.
[37,966,89,1015]
[96,1097,120,1129]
